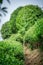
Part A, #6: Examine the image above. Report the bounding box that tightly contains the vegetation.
[24,18,43,43]
[0,0,10,17]
[9,33,23,43]
[16,5,43,31]
[0,40,24,65]
[24,18,43,49]
[0,0,10,3]
[0,5,43,65]
[1,21,12,39]
[1,5,43,39]
[1,7,22,39]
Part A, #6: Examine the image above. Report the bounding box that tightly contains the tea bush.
[16,5,43,31]
[1,5,43,39]
[1,7,22,39]
[1,5,43,50]
[1,21,12,39]
[9,33,23,43]
[24,18,43,49]
[0,40,24,65]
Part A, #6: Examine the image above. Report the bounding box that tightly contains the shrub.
[16,5,43,31]
[24,18,43,49]
[1,7,22,39]
[1,5,43,39]
[1,21,12,39]
[10,7,23,33]
[0,40,24,65]
[9,33,23,43]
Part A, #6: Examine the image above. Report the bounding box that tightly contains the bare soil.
[23,44,43,65]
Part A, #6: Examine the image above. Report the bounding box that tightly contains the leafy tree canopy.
[1,5,43,39]
[0,40,24,65]
[1,5,43,50]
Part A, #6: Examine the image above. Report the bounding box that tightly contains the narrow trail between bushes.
[23,44,43,65]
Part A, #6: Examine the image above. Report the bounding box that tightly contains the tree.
[0,0,10,4]
[1,7,22,39]
[0,0,10,17]
[1,5,43,39]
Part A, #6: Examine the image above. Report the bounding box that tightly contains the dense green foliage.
[10,7,23,33]
[0,40,24,65]
[24,18,43,43]
[1,7,22,39]
[1,21,12,39]
[9,33,23,43]
[1,5,43,39]
[24,18,43,49]
[0,5,43,65]
[16,5,43,31]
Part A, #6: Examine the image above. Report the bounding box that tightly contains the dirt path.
[23,44,43,65]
